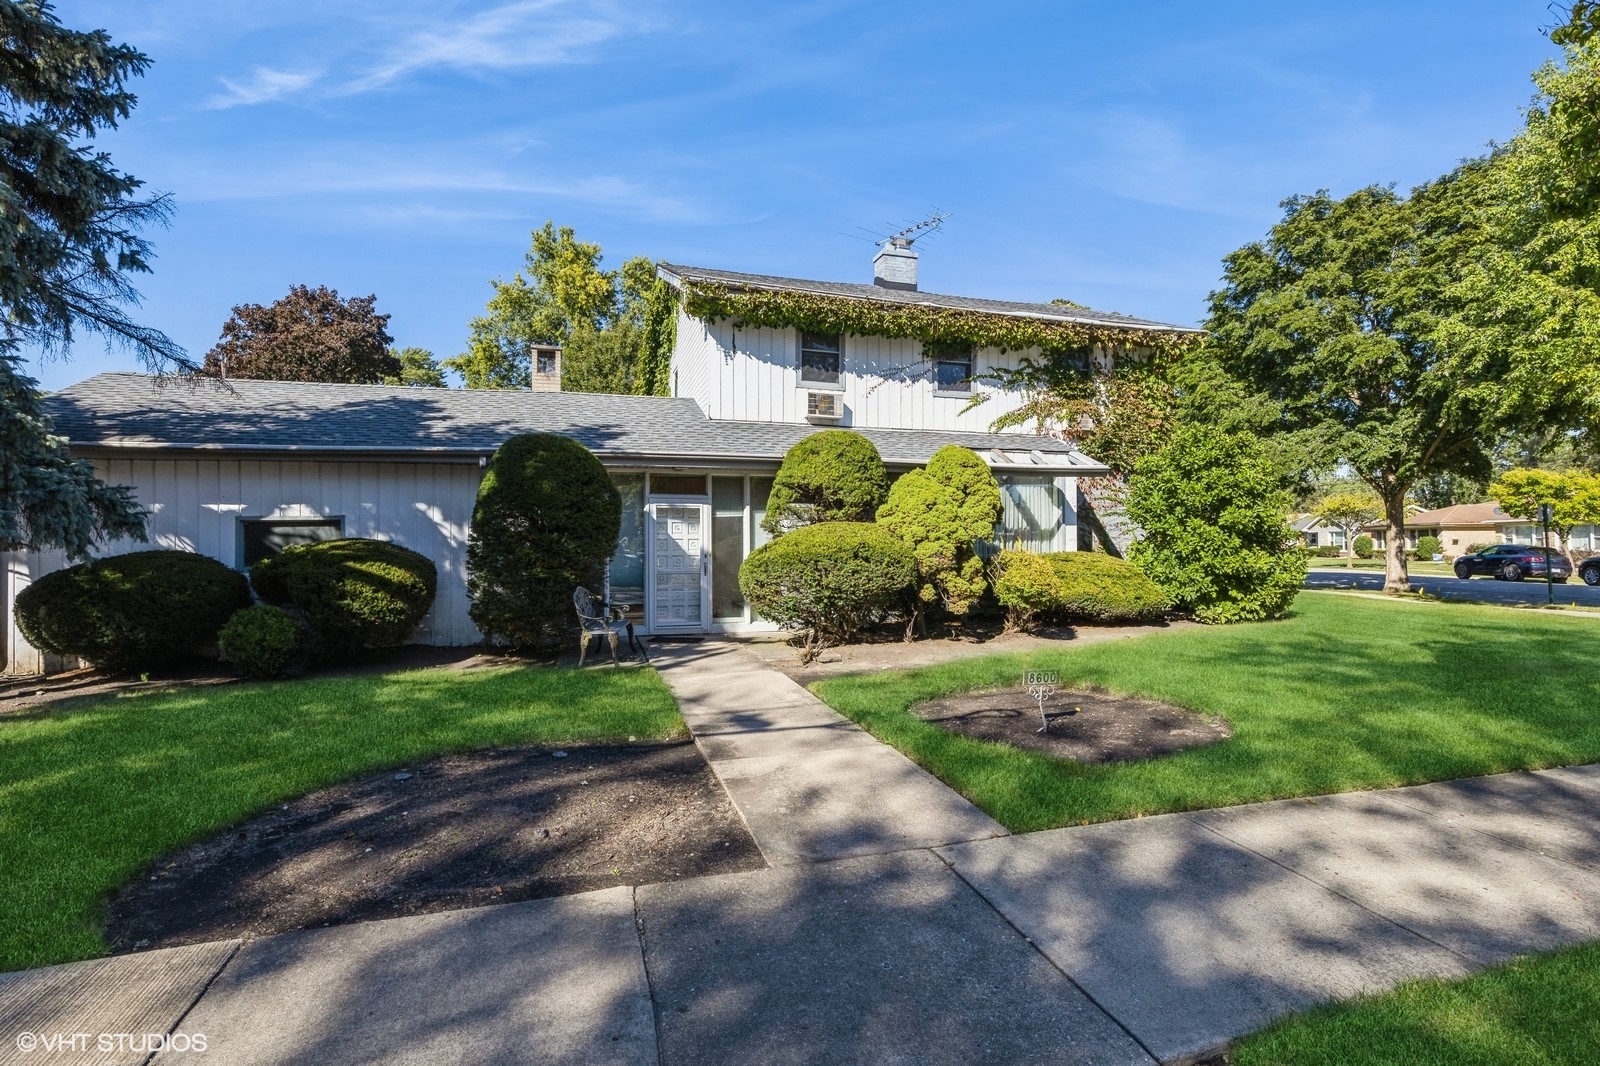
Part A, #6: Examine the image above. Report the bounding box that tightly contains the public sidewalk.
[4,641,1600,1064]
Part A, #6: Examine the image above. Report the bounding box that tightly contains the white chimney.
[873,237,918,291]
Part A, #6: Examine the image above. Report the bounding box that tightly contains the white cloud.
[346,0,643,92]
[205,67,322,109]
[202,1,653,108]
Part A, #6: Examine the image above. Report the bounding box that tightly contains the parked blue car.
[1452,545,1571,583]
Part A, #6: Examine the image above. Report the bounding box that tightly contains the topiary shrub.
[762,430,889,535]
[1415,535,1443,559]
[992,550,1065,632]
[1126,424,1307,624]
[14,550,251,673]
[466,433,621,649]
[218,605,309,679]
[876,445,1003,632]
[1043,552,1167,623]
[252,538,436,654]
[739,521,914,661]
[1353,534,1375,559]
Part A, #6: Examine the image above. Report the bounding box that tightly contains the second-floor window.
[934,346,974,393]
[799,331,842,385]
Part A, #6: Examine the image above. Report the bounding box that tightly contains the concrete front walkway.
[5,641,1600,1063]
[649,640,1008,865]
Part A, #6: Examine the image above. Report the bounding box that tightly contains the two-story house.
[2,244,1197,675]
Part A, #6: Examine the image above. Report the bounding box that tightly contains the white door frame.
[644,498,711,633]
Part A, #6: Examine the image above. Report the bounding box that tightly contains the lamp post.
[1539,502,1555,606]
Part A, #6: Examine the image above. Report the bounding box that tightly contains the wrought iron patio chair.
[573,586,633,667]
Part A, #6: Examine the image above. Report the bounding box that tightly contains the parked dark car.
[1453,544,1572,583]
[1580,558,1600,587]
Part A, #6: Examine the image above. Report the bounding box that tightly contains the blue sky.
[37,1,1559,390]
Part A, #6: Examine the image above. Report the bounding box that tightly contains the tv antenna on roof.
[839,209,951,248]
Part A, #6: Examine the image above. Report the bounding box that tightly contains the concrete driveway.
[1306,567,1600,608]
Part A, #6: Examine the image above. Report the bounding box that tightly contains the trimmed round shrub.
[1352,534,1375,559]
[466,433,620,649]
[877,445,1002,624]
[1415,535,1443,559]
[993,550,1064,631]
[252,538,437,653]
[762,430,889,535]
[14,550,251,673]
[1044,552,1167,623]
[739,522,914,660]
[218,605,308,679]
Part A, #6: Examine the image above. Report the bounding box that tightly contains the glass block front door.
[649,503,706,630]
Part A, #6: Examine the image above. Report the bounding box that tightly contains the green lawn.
[812,593,1600,832]
[1232,942,1600,1065]
[0,663,682,973]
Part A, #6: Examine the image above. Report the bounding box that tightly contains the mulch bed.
[103,741,764,951]
[912,687,1230,763]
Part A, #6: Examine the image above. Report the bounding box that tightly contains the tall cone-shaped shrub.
[467,433,620,649]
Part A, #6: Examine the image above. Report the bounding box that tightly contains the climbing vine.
[639,277,677,396]
[678,281,1201,359]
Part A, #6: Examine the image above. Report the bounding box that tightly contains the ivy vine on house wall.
[677,281,1201,360]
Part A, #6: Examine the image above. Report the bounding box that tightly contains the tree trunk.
[1382,490,1410,594]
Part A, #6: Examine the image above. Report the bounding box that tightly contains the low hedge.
[251,538,437,654]
[993,550,1062,631]
[739,522,914,659]
[14,550,251,673]
[218,605,309,679]
[1044,552,1167,622]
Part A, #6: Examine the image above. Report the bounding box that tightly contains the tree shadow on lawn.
[813,598,1600,831]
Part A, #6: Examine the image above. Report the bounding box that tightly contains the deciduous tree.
[1205,171,1522,593]
[382,346,445,388]
[1313,490,1383,558]
[202,285,397,383]
[1488,468,1600,556]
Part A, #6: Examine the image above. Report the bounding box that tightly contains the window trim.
[237,515,345,569]
[931,346,975,396]
[798,330,843,390]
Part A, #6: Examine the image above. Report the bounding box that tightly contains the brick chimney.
[873,238,918,291]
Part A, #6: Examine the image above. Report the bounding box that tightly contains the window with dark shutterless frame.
[240,517,343,567]
[933,346,974,393]
[799,331,842,385]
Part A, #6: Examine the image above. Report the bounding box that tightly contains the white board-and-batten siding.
[671,308,1044,434]
[2,457,482,677]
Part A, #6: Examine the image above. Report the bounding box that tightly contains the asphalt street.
[1306,567,1600,608]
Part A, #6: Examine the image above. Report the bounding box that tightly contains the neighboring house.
[2,244,1197,676]
[1364,501,1600,557]
[1288,513,1346,551]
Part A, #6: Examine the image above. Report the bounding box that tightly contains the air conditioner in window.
[803,390,844,423]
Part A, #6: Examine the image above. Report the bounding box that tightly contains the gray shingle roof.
[658,263,1201,334]
[45,374,1110,473]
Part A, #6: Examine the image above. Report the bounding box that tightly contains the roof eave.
[659,264,1203,336]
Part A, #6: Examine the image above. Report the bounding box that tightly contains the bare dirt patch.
[103,741,763,951]
[912,687,1230,763]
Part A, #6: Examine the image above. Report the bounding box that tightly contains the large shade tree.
[202,284,398,383]
[1204,168,1528,593]
[1,1,183,558]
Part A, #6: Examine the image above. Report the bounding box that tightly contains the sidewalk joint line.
[138,940,241,1066]
[931,848,1165,1065]
[631,885,668,1066]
